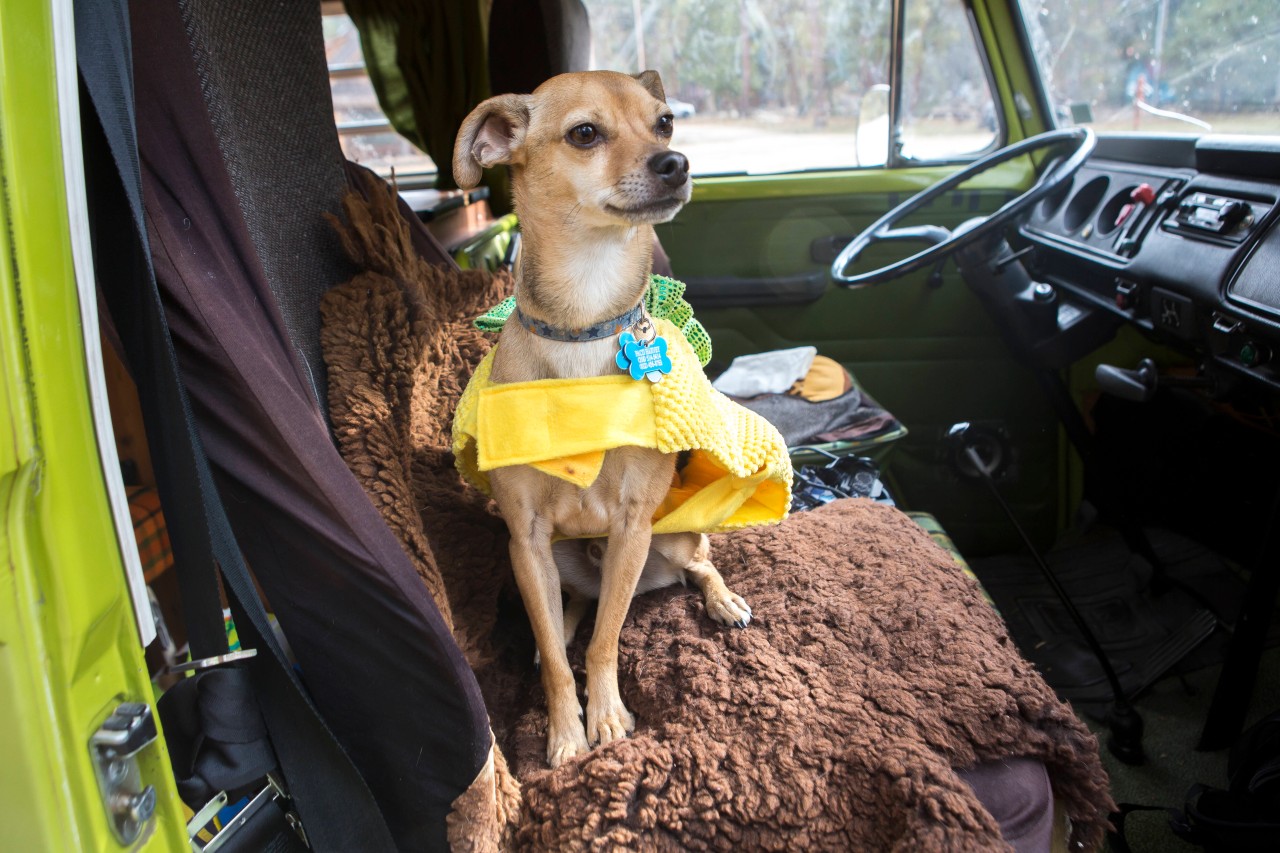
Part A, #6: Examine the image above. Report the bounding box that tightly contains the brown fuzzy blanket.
[319,178,1114,851]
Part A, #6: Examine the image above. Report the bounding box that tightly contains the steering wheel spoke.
[831,128,1095,288]
[879,224,953,246]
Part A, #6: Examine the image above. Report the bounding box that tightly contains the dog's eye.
[566,124,599,147]
[656,115,674,137]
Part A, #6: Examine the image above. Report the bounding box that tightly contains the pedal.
[1132,609,1218,695]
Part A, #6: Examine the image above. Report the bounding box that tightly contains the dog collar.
[475,275,713,368]
[512,301,648,344]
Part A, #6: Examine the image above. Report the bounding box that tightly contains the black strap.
[75,0,397,848]
[157,668,277,805]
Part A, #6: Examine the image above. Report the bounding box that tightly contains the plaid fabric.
[127,485,174,582]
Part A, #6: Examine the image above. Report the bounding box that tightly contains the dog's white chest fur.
[546,229,645,330]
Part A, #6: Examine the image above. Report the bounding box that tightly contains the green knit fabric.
[473,296,516,334]
[473,274,713,368]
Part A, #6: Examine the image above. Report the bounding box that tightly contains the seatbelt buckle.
[189,773,308,852]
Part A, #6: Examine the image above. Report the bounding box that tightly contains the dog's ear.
[453,94,532,189]
[632,70,666,103]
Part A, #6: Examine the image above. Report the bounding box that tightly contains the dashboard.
[1015,134,1280,391]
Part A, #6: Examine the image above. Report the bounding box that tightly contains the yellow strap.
[475,373,658,472]
[528,451,607,488]
[652,451,790,534]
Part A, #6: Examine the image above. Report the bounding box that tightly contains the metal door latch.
[90,702,159,845]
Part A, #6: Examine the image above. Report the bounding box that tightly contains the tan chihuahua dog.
[454,71,751,767]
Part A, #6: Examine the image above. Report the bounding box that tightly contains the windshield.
[1019,0,1279,136]
[584,0,999,175]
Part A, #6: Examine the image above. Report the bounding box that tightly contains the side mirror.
[1068,102,1094,125]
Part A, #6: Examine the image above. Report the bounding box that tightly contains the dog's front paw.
[585,698,635,747]
[705,588,753,629]
[546,717,590,768]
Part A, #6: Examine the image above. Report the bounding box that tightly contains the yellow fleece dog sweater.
[452,318,791,534]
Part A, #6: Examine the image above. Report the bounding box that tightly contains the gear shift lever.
[945,422,1145,765]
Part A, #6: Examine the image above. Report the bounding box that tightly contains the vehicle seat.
[122,0,490,846]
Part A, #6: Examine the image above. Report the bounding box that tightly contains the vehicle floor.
[1089,646,1280,853]
[968,524,1280,852]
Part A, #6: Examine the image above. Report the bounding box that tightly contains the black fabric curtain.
[344,0,497,195]
[121,0,493,846]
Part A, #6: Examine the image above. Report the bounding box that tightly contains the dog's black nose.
[648,151,689,187]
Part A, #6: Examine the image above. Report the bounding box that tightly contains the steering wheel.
[831,127,1096,287]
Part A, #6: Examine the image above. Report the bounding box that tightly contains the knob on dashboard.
[1114,183,1157,230]
[1239,341,1271,368]
[1130,183,1156,206]
[1220,200,1251,231]
[1096,359,1158,402]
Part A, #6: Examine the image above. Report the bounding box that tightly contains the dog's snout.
[648,151,689,187]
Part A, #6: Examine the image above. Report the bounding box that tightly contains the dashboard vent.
[1228,215,1280,316]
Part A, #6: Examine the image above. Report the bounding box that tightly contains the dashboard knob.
[1239,341,1270,368]
[1220,200,1251,230]
[1130,183,1156,206]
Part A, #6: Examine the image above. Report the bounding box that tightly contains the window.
[321,7,436,176]
[1020,0,1280,136]
[899,0,1001,162]
[584,0,999,175]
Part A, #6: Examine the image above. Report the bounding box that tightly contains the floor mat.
[970,527,1276,709]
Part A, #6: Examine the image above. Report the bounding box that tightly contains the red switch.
[1116,183,1157,228]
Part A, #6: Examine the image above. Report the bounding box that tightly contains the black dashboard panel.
[1016,134,1280,390]
[1229,216,1280,319]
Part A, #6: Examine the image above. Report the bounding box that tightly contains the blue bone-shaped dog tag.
[616,332,672,382]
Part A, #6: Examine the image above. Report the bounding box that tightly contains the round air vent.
[1063,176,1110,233]
[1038,170,1075,221]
